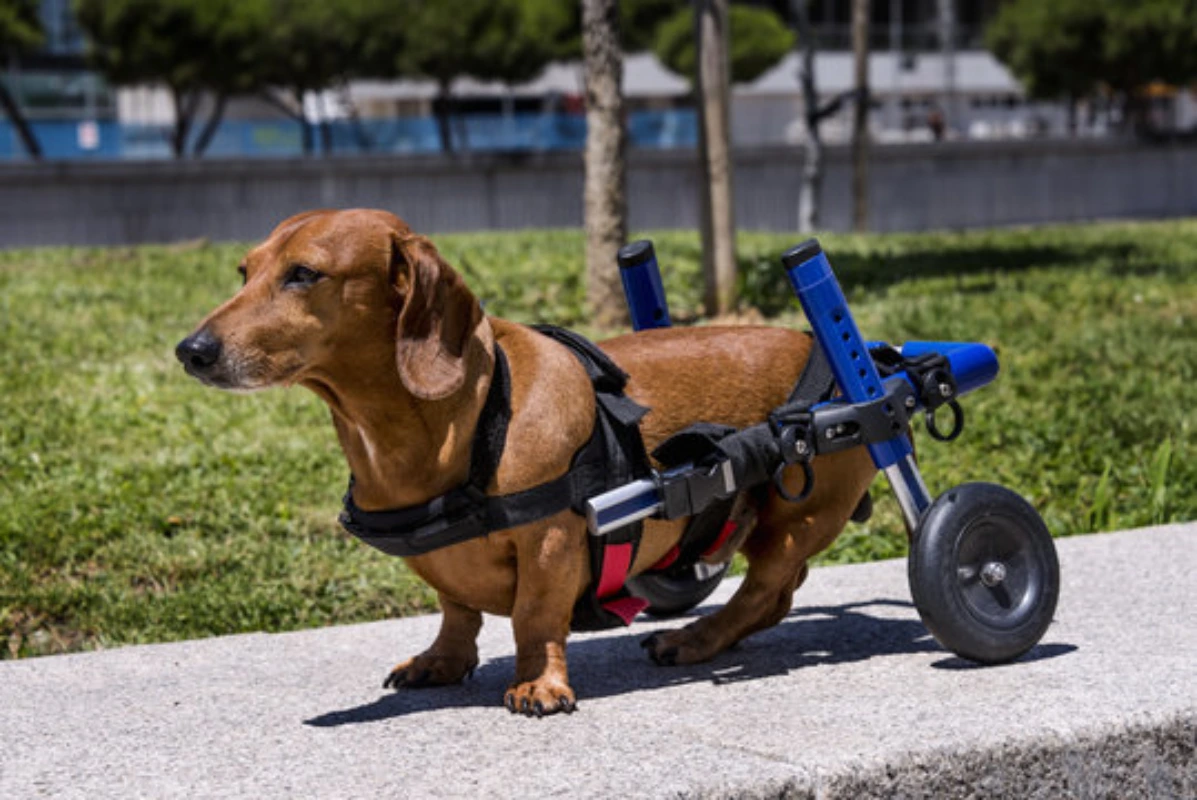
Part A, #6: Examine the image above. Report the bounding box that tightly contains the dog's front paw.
[383,652,478,690]
[641,625,721,666]
[503,678,576,717]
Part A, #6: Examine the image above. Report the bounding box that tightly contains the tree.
[653,3,794,84]
[76,0,264,158]
[621,0,685,52]
[397,0,561,154]
[985,0,1104,134]
[850,0,868,232]
[987,0,1197,134]
[791,0,819,232]
[0,0,44,159]
[581,0,628,328]
[652,3,791,314]
[254,0,379,155]
[693,0,736,316]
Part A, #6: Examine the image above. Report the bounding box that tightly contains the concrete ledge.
[2,524,1194,798]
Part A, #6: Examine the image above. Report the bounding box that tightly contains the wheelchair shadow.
[304,598,1076,727]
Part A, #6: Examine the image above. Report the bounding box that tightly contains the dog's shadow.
[303,598,1076,727]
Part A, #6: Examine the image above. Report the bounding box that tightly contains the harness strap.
[338,326,653,631]
[646,333,838,574]
[531,326,652,631]
[788,332,837,406]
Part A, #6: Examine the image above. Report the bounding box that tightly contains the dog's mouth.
[180,354,285,393]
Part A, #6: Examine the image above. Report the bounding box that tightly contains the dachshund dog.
[176,209,876,717]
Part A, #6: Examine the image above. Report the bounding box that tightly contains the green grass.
[2,221,1195,658]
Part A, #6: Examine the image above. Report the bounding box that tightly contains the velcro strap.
[596,541,636,598]
[650,545,681,571]
[701,519,739,558]
[602,596,649,626]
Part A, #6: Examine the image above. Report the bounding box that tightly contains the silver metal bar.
[884,453,933,532]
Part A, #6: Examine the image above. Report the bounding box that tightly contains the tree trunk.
[434,79,455,155]
[851,0,870,232]
[169,88,201,159]
[938,0,956,133]
[294,89,314,156]
[581,0,629,329]
[793,0,820,233]
[0,77,41,160]
[694,0,737,317]
[319,120,332,155]
[340,82,374,152]
[192,93,228,158]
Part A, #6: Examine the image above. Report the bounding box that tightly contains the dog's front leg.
[504,516,585,717]
[384,595,482,689]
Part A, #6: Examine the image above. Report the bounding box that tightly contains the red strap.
[649,545,681,571]
[596,541,635,598]
[702,520,739,559]
[602,596,649,625]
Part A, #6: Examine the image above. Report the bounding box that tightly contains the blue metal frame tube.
[781,239,933,527]
[617,240,672,331]
[781,241,912,471]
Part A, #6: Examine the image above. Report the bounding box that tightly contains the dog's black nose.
[175,330,222,371]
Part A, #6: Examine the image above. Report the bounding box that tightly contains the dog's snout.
[175,330,222,372]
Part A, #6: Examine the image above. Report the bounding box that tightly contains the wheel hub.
[979,561,1007,587]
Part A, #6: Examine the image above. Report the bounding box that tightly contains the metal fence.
[1,138,1194,248]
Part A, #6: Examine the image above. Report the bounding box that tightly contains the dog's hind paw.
[641,625,721,666]
[503,679,576,718]
[383,652,478,690]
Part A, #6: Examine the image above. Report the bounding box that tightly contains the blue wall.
[0,110,698,160]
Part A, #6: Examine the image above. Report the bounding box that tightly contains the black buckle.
[657,459,736,520]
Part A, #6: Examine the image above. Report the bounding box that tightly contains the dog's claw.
[505,694,517,713]
[519,697,531,716]
[533,701,545,718]
[557,696,576,714]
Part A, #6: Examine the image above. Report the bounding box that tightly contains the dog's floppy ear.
[390,233,485,400]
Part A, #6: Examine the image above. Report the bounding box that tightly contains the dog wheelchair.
[589,238,1060,665]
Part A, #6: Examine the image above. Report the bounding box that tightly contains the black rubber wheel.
[626,562,730,619]
[908,482,1059,664]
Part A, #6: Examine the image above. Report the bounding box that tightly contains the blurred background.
[1,1,1194,658]
[3,0,1196,245]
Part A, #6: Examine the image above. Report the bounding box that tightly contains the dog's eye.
[283,264,323,288]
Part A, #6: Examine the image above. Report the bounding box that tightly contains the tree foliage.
[0,0,41,50]
[654,4,794,84]
[394,0,564,152]
[75,0,267,156]
[987,0,1197,105]
[621,0,685,52]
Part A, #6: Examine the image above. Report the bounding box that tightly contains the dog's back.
[600,324,815,454]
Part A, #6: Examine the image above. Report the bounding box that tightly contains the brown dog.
[176,209,875,716]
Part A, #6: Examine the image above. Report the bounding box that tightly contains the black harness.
[336,326,901,632]
[339,325,653,631]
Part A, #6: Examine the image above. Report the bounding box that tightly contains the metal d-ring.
[773,459,814,503]
[925,399,964,442]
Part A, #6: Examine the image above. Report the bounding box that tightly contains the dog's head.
[176,209,489,400]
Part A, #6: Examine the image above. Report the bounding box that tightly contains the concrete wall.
[1,139,1195,248]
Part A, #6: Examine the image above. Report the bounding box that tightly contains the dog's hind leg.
[383,596,483,689]
[503,514,586,716]
[642,449,874,666]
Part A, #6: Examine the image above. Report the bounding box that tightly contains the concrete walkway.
[2,524,1194,799]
